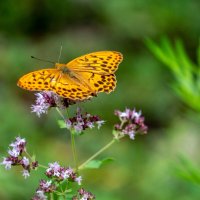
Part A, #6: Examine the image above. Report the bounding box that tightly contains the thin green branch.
[56,107,65,120]
[78,139,116,170]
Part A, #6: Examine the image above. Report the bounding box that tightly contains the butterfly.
[17,51,123,100]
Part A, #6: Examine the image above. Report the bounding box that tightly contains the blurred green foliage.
[146,38,200,112]
[175,155,200,186]
[0,0,200,199]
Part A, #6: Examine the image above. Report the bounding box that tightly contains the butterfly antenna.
[31,56,55,64]
[58,44,63,63]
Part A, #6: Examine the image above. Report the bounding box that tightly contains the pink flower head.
[114,108,148,139]
[0,157,13,170]
[21,156,30,167]
[1,137,38,179]
[46,162,61,177]
[31,92,80,117]
[73,188,96,200]
[32,190,47,200]
[65,107,105,134]
[9,136,26,155]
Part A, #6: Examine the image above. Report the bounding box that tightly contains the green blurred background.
[1,0,200,199]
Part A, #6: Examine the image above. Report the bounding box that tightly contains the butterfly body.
[56,64,77,80]
[18,51,123,100]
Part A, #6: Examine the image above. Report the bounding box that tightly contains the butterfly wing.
[66,51,123,74]
[63,51,122,95]
[18,51,123,100]
[53,73,94,100]
[73,72,117,94]
[17,69,94,100]
[17,69,60,91]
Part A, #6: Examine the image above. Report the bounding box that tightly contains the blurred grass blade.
[146,38,180,75]
[145,38,170,66]
[175,155,200,185]
[175,39,195,78]
[146,37,200,112]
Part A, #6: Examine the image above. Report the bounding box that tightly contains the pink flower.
[73,188,95,200]
[1,137,38,179]
[21,156,30,167]
[66,108,105,134]
[32,190,47,200]
[31,92,78,117]
[114,108,148,139]
[75,176,82,185]
[1,157,12,170]
[22,169,30,179]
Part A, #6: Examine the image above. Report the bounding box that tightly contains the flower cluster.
[46,162,82,184]
[66,108,105,134]
[32,180,56,200]
[32,162,82,199]
[114,108,148,140]
[72,188,96,200]
[0,137,38,178]
[31,91,77,117]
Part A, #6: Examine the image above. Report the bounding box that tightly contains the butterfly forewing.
[18,69,94,100]
[66,51,123,74]
[17,69,60,91]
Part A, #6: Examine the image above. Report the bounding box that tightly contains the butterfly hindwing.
[51,73,95,100]
[74,71,116,94]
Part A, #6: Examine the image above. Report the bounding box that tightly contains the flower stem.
[24,150,32,160]
[38,164,48,169]
[56,107,65,120]
[78,139,116,170]
[50,193,54,200]
[71,131,78,171]
[55,108,78,170]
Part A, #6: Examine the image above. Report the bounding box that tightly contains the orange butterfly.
[17,51,123,100]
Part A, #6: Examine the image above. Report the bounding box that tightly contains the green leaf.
[57,120,67,128]
[84,158,114,169]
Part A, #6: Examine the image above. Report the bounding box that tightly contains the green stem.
[56,107,65,120]
[24,150,32,160]
[55,107,78,171]
[71,131,78,171]
[38,164,48,169]
[50,193,54,200]
[78,139,116,170]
